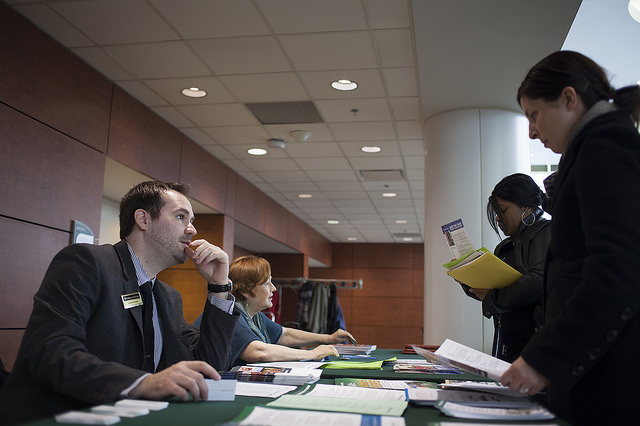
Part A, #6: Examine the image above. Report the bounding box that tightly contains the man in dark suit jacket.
[0,181,239,423]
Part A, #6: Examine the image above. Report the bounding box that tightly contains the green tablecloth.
[24,348,568,425]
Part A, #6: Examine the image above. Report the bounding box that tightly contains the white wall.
[423,109,530,352]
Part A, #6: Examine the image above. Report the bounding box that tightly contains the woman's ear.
[561,86,580,111]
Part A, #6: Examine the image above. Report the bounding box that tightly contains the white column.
[423,109,529,352]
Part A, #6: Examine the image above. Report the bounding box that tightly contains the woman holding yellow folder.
[461,173,550,362]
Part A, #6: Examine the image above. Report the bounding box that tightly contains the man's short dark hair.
[119,181,190,239]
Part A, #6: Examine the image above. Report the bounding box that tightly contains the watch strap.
[207,280,233,293]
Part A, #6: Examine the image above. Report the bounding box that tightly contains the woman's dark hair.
[229,256,271,304]
[517,50,640,127]
[487,173,547,237]
[119,181,190,239]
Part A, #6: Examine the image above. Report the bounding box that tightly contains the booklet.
[334,344,377,355]
[406,388,537,408]
[411,340,511,382]
[441,219,522,289]
[435,400,554,421]
[335,378,437,390]
[439,380,525,398]
[221,365,322,386]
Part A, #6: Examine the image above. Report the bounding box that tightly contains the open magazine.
[411,339,511,382]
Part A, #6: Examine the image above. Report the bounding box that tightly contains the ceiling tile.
[104,42,210,79]
[241,158,300,172]
[200,144,235,161]
[383,68,417,97]
[150,0,270,38]
[305,170,359,182]
[349,155,404,170]
[116,81,169,106]
[330,122,397,141]
[203,125,271,144]
[315,98,392,122]
[390,97,420,120]
[284,142,343,158]
[219,73,308,103]
[179,128,218,146]
[279,32,377,71]
[257,170,311,183]
[72,47,135,81]
[189,36,291,75]
[52,0,178,45]
[13,3,94,47]
[374,29,414,67]
[150,106,194,128]
[395,121,423,139]
[177,104,258,127]
[257,0,367,33]
[367,0,411,29]
[294,157,351,171]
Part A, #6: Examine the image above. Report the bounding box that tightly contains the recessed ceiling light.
[347,237,357,241]
[181,87,207,98]
[395,220,408,224]
[298,194,313,199]
[331,79,358,91]
[361,146,381,153]
[247,148,267,156]
[382,192,398,198]
[327,220,340,224]
[402,237,414,241]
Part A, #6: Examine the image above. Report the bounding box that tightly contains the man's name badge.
[122,292,143,309]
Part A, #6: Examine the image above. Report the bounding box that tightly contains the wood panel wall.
[309,243,424,349]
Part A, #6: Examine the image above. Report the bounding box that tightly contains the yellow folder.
[445,248,522,289]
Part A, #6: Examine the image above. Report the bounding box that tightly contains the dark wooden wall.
[0,3,424,371]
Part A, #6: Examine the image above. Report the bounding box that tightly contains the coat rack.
[273,277,363,290]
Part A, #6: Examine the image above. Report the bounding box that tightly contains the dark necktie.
[140,281,155,372]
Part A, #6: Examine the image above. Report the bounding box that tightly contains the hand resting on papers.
[129,360,221,402]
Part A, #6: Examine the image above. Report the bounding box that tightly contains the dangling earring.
[521,209,536,227]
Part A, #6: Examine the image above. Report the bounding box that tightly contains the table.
[25,349,568,425]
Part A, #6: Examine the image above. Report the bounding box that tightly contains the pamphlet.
[441,219,475,260]
[441,219,522,289]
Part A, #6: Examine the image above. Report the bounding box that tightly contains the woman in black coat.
[463,173,550,363]
[500,51,640,424]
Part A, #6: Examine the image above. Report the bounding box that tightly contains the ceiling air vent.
[359,169,405,181]
[245,101,324,125]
